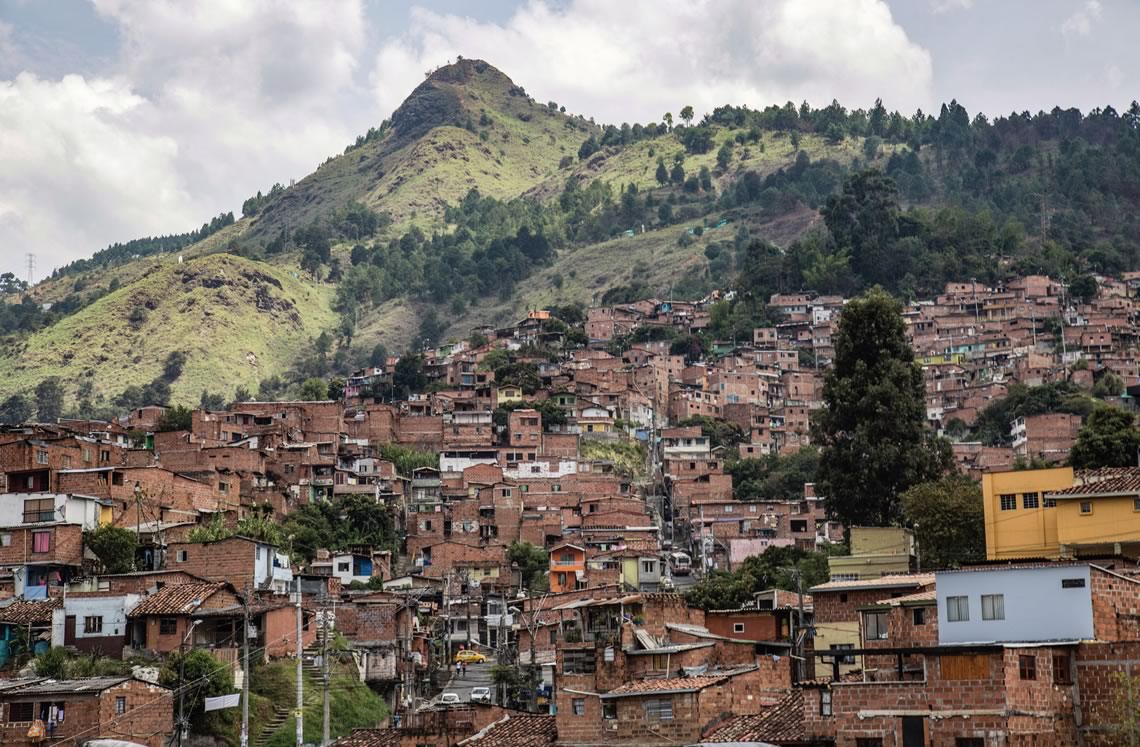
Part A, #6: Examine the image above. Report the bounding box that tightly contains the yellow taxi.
[454,649,487,664]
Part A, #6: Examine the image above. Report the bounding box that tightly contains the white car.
[470,687,491,704]
[439,692,461,705]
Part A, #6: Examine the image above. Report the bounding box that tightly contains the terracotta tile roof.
[127,582,227,617]
[877,589,937,606]
[0,598,61,625]
[601,674,729,697]
[810,573,935,593]
[702,690,804,744]
[458,714,556,747]
[1048,471,1140,497]
[329,729,400,747]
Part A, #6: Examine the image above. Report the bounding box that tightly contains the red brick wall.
[0,524,84,567]
[167,537,257,585]
[1090,568,1140,642]
[0,679,173,747]
[704,611,779,641]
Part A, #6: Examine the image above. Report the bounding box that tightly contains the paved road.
[442,661,496,703]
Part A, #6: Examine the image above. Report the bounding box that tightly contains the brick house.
[166,535,294,592]
[0,676,173,747]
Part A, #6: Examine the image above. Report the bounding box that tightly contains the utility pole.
[321,593,331,747]
[528,584,538,713]
[241,587,251,747]
[295,577,304,747]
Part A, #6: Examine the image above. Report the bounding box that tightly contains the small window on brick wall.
[602,701,616,719]
[8,702,34,722]
[1019,654,1037,680]
[572,698,585,716]
[1053,652,1072,685]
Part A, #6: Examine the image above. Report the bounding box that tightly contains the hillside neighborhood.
[1,273,1140,746]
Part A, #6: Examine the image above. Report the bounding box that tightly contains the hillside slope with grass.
[0,254,335,408]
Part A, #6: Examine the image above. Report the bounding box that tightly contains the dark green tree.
[299,378,327,401]
[1070,274,1098,304]
[578,136,599,160]
[684,546,830,610]
[162,351,187,382]
[716,142,733,170]
[655,158,669,185]
[393,354,427,399]
[508,541,549,591]
[35,378,64,422]
[821,170,903,290]
[84,525,138,574]
[728,447,819,502]
[670,161,685,184]
[901,475,985,569]
[155,405,193,432]
[812,288,953,527]
[676,416,745,449]
[159,649,234,723]
[1069,405,1140,469]
[0,394,32,425]
[679,105,694,125]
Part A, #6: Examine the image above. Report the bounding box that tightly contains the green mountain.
[5,61,1140,411]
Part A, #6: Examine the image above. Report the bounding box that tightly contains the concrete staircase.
[253,705,290,747]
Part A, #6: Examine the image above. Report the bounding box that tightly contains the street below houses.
[442,661,495,703]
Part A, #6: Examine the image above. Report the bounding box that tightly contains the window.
[1053,652,1072,684]
[337,562,350,572]
[652,654,669,670]
[947,596,969,622]
[1022,492,1039,509]
[981,594,1005,621]
[864,611,888,640]
[790,519,808,533]
[1062,578,1086,589]
[724,504,734,513]
[603,701,617,719]
[1135,498,1140,511]
[733,623,746,634]
[35,450,48,465]
[549,629,557,645]
[830,644,855,665]
[177,550,188,562]
[23,498,55,523]
[1044,497,1057,508]
[1080,501,1093,515]
[61,456,71,469]
[563,650,595,674]
[159,618,177,635]
[8,702,34,722]
[956,739,984,747]
[912,608,927,626]
[115,696,127,715]
[644,699,673,721]
[219,482,229,493]
[0,533,9,547]
[1019,654,1037,680]
[641,561,655,574]
[84,616,103,634]
[572,698,585,716]
[820,689,832,716]
[32,531,51,554]
[999,494,1016,511]
[855,740,883,747]
[839,593,848,604]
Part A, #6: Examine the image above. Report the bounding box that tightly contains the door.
[64,616,76,646]
[902,716,925,747]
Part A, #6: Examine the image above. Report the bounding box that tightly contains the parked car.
[470,686,491,703]
[455,649,487,664]
[439,692,461,704]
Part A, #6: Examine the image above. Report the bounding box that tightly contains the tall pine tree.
[812,288,952,528]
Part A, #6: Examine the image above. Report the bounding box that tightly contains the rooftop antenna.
[25,253,35,285]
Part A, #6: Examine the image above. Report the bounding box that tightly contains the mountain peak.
[390,58,521,141]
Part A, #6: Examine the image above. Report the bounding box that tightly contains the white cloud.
[1,1,374,277]
[930,0,974,13]
[0,73,187,276]
[1062,0,1102,39]
[372,0,934,126]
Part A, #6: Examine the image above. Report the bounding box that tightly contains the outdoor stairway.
[253,705,290,747]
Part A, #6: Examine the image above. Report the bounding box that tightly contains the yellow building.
[828,526,915,580]
[982,466,1140,559]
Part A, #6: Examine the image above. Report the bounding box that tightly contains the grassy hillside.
[246,58,594,241]
[0,254,335,407]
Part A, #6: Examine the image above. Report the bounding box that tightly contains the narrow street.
[441,661,495,703]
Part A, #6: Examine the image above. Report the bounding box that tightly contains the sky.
[0,0,1134,280]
